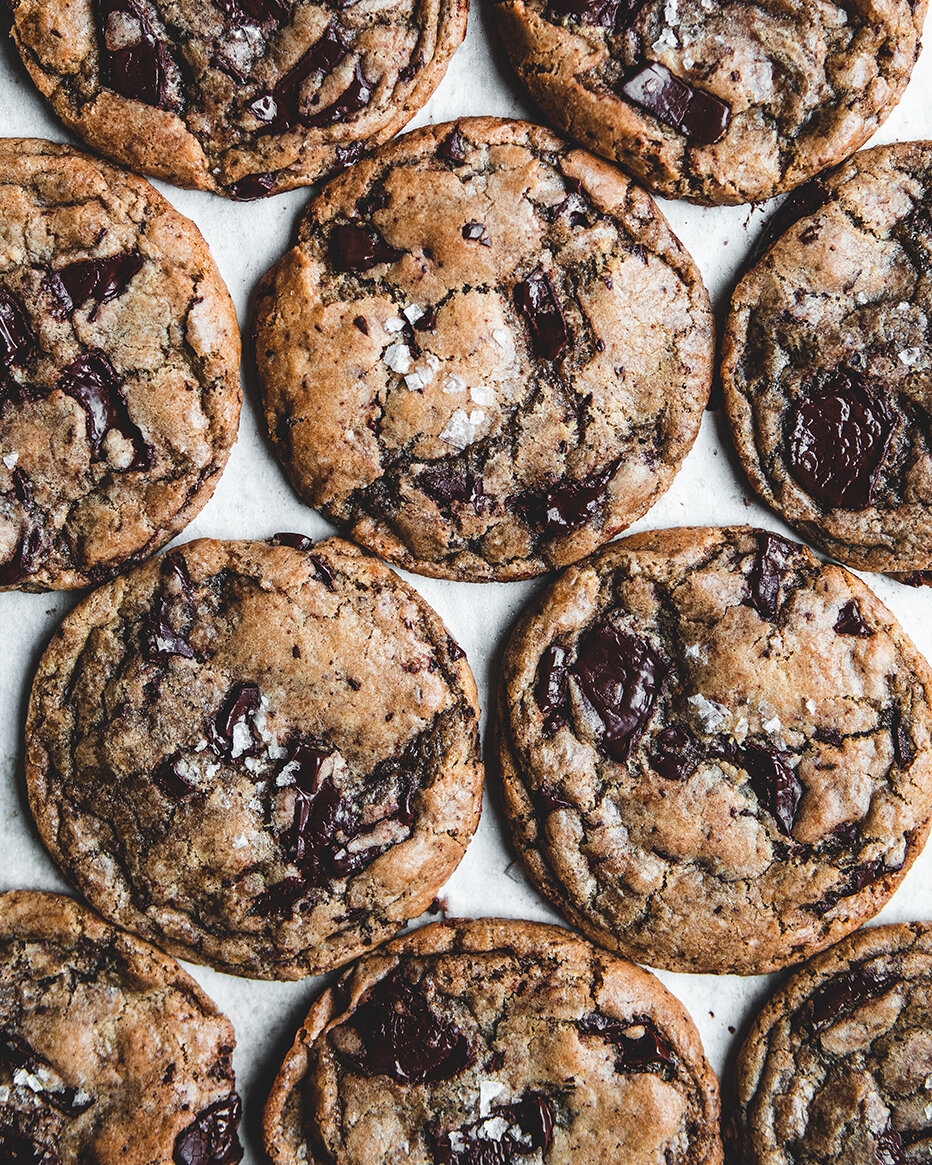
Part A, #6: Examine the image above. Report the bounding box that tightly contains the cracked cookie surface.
[0,890,242,1165]
[0,139,241,592]
[9,0,466,197]
[732,921,932,1165]
[25,536,482,979]
[724,142,932,573]
[494,0,925,205]
[264,917,723,1165]
[498,525,932,975]
[254,118,714,581]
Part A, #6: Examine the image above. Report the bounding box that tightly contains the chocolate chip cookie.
[723,142,932,573]
[9,0,467,197]
[498,525,932,975]
[25,535,482,979]
[254,118,714,581]
[731,921,932,1165]
[0,140,240,592]
[0,889,242,1165]
[494,0,925,205]
[264,917,724,1165]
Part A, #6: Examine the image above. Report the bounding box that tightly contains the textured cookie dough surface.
[494,0,925,205]
[264,918,723,1165]
[498,526,932,975]
[0,890,242,1165]
[9,0,466,196]
[724,142,932,573]
[25,536,482,979]
[254,118,713,581]
[732,921,932,1165]
[0,140,241,592]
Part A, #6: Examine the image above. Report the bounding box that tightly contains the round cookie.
[498,525,932,976]
[9,0,467,197]
[0,890,242,1164]
[723,142,932,573]
[25,535,482,980]
[732,921,932,1165]
[264,917,724,1165]
[0,140,240,592]
[493,0,925,206]
[254,118,714,582]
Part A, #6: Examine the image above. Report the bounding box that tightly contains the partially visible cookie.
[9,0,467,197]
[498,526,932,975]
[25,535,482,979]
[724,142,932,573]
[0,890,242,1164]
[0,140,241,591]
[732,921,932,1165]
[264,917,723,1165]
[254,118,713,581]
[494,0,925,205]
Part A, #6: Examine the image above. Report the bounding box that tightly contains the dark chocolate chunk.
[814,726,844,747]
[98,0,172,109]
[875,1129,906,1165]
[154,755,197,798]
[353,315,369,335]
[309,554,336,590]
[0,469,42,587]
[620,62,730,144]
[48,252,143,320]
[806,855,902,916]
[650,724,695,781]
[787,373,896,510]
[514,268,568,360]
[214,682,260,755]
[577,1013,677,1077]
[304,61,372,127]
[413,305,437,332]
[525,461,617,537]
[225,172,278,200]
[834,599,874,637]
[893,570,932,588]
[461,221,490,246]
[332,142,365,172]
[269,531,315,551]
[438,127,467,163]
[215,0,289,30]
[808,966,891,1032]
[57,351,151,469]
[250,875,308,917]
[248,25,348,131]
[572,622,670,763]
[744,531,797,620]
[893,711,917,769]
[446,634,465,661]
[742,745,802,836]
[431,1092,554,1165]
[747,177,832,269]
[534,643,570,734]
[0,1128,60,1165]
[418,460,487,513]
[0,288,37,369]
[142,555,196,662]
[341,967,474,1084]
[534,784,573,813]
[173,1094,243,1165]
[0,1032,93,1117]
[331,224,403,273]
[548,0,624,24]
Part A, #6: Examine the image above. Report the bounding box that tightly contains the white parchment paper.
[1,9,931,1157]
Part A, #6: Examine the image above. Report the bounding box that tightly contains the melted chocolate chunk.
[525,461,617,537]
[875,1129,906,1165]
[225,172,278,200]
[834,599,874,637]
[98,0,172,109]
[0,289,37,369]
[309,554,336,590]
[250,875,308,917]
[0,1032,93,1117]
[332,142,365,173]
[806,856,903,916]
[248,25,349,131]
[431,1093,554,1165]
[215,0,288,29]
[213,682,260,756]
[814,725,844,747]
[47,253,143,320]
[578,1014,677,1078]
[142,555,196,662]
[650,724,695,781]
[572,622,670,762]
[269,531,315,551]
[744,531,797,620]
[620,62,730,144]
[0,469,42,587]
[331,224,403,272]
[534,784,573,813]
[893,711,917,769]
[742,745,802,836]
[57,351,151,469]
[787,373,896,510]
[514,268,568,360]
[808,966,891,1032]
[304,61,371,127]
[341,967,474,1084]
[439,127,467,163]
[154,754,197,798]
[535,644,570,734]
[747,178,832,268]
[0,1128,60,1165]
[418,460,487,513]
[173,1094,243,1165]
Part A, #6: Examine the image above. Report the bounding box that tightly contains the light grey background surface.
[1,7,931,1158]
